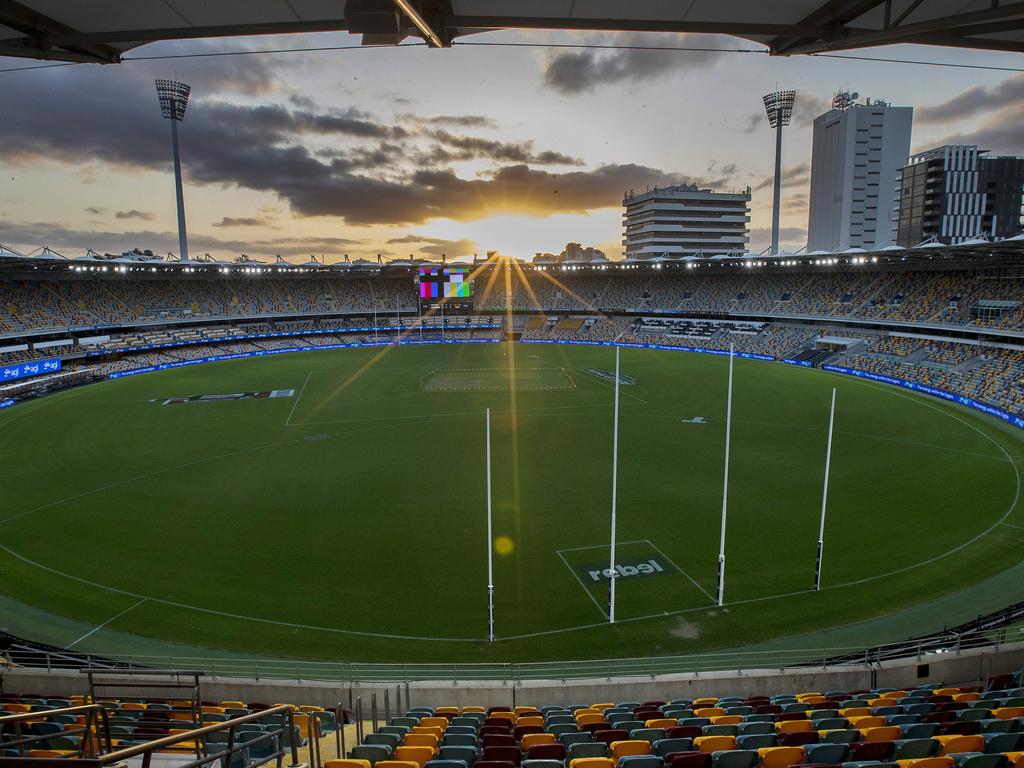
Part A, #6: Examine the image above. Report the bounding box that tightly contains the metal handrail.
[0,704,111,759]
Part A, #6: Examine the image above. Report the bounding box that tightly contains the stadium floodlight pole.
[608,345,621,624]
[155,79,192,262]
[486,407,495,642]
[814,388,837,592]
[762,90,795,256]
[373,303,378,341]
[716,342,735,607]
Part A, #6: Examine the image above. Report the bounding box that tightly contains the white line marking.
[579,368,648,404]
[999,521,1024,531]
[284,371,312,427]
[65,598,147,649]
[555,548,608,621]
[643,539,717,604]
[556,539,647,554]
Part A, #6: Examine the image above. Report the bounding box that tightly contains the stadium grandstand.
[6,3,1024,768]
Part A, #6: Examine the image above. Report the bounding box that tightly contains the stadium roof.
[2,0,1023,64]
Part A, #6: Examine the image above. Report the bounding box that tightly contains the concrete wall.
[3,642,1022,710]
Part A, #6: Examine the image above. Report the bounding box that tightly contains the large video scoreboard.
[416,267,474,313]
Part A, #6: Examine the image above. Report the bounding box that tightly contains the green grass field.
[1,341,1023,664]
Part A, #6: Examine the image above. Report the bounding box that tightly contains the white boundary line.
[998,521,1024,531]
[643,539,717,604]
[65,598,148,649]
[284,371,312,427]
[556,539,647,554]
[555,549,608,620]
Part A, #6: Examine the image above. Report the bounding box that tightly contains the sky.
[0,29,1022,263]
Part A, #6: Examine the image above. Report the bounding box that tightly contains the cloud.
[0,63,689,227]
[755,162,810,191]
[84,206,106,215]
[542,34,734,95]
[783,194,808,213]
[386,234,479,257]
[115,209,155,221]
[917,74,1024,125]
[404,114,497,129]
[213,216,274,228]
[1,220,365,259]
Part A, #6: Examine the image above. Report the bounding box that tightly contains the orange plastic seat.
[122,703,148,711]
[575,709,602,721]
[646,718,678,729]
[710,716,743,726]
[5,703,32,712]
[436,707,460,716]
[221,701,246,709]
[895,758,954,768]
[592,704,616,712]
[463,707,485,714]
[403,734,439,750]
[933,689,961,697]
[411,727,443,741]
[375,761,419,768]
[695,708,725,718]
[489,712,516,722]
[521,734,557,750]
[569,759,615,768]
[420,717,449,729]
[953,693,980,703]
[518,716,544,728]
[395,746,434,767]
[796,693,823,702]
[776,720,812,734]
[577,713,606,727]
[1004,753,1024,768]
[515,707,540,716]
[693,698,718,708]
[610,741,652,760]
[299,705,324,713]
[325,760,371,768]
[869,699,899,708]
[694,736,736,753]
[758,747,806,768]
[994,707,1024,720]
[936,735,983,755]
[840,708,871,718]
[862,726,902,742]
[848,716,886,729]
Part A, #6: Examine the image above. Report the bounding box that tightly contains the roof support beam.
[778,1,1024,54]
[0,0,120,62]
[446,15,817,37]
[770,0,889,54]
[391,0,446,47]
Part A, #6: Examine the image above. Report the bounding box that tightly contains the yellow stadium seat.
[757,747,806,768]
[840,708,871,718]
[933,689,961,697]
[1004,753,1024,768]
[489,712,516,722]
[848,717,886,729]
[4,703,31,713]
[201,705,224,714]
[411,727,443,741]
[521,734,557,750]
[437,707,460,716]
[592,703,616,712]
[693,698,718,707]
[994,707,1024,720]
[869,699,899,708]
[395,747,434,767]
[695,708,725,718]
[122,703,147,711]
[300,705,324,713]
[694,736,736,753]
[610,741,652,760]
[709,716,743,726]
[569,759,615,768]
[221,701,246,709]
[776,720,812,734]
[518,716,544,728]
[420,717,449,729]
[885,692,908,700]
[403,734,439,751]
[646,719,678,728]
[796,693,823,702]
[375,761,420,768]
[895,758,954,768]
[577,713,606,727]
[325,760,371,768]
[515,707,539,716]
[953,693,980,703]
[462,707,486,714]
[862,726,902,742]
[936,735,984,755]
[575,709,601,720]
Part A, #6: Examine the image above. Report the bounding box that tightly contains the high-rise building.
[806,93,912,252]
[894,145,1024,246]
[622,184,751,259]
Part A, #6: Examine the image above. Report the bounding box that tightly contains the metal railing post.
[336,703,344,759]
[355,697,363,744]
[371,691,378,733]
[287,706,302,768]
[384,689,390,725]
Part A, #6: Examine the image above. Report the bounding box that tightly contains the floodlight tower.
[762,90,795,255]
[155,79,192,262]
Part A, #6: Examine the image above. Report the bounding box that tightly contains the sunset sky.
[0,29,1022,262]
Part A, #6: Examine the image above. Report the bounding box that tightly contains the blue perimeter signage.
[2,357,61,382]
[2,336,1015,431]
